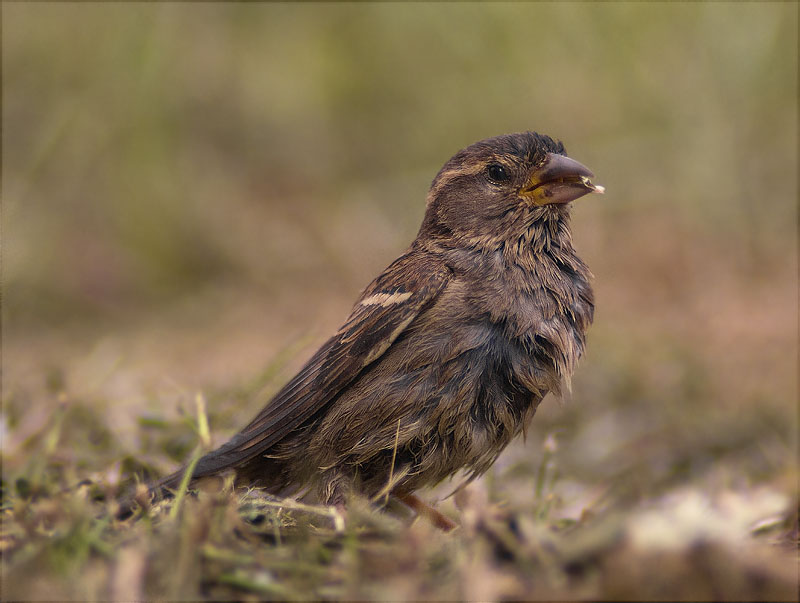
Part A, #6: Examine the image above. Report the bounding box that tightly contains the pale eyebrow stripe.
[427,163,488,201]
[360,291,413,306]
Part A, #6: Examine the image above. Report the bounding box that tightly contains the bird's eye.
[486,163,509,183]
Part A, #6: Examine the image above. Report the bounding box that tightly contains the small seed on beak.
[581,176,605,194]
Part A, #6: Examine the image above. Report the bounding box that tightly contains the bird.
[135,132,603,530]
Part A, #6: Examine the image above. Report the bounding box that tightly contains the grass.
[2,357,796,600]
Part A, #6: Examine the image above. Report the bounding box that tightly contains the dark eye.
[486,163,509,183]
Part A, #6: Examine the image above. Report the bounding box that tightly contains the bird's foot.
[394,491,458,532]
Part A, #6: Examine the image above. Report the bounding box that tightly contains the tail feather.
[116,443,248,518]
[149,440,254,499]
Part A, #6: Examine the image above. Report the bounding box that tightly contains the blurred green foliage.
[4,3,796,320]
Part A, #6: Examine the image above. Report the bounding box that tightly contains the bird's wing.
[188,249,451,478]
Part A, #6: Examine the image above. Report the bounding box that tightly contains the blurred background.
[2,2,797,598]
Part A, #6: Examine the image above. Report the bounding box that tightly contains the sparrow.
[138,132,602,529]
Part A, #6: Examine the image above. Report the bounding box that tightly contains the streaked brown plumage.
[141,132,602,526]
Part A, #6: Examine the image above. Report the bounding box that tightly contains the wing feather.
[187,249,451,478]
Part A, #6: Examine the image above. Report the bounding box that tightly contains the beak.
[520,153,605,206]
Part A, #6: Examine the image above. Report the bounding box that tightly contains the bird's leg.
[393,491,458,532]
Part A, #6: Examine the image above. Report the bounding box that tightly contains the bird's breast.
[436,249,593,392]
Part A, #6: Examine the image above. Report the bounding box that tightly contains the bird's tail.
[114,466,190,519]
[116,433,265,518]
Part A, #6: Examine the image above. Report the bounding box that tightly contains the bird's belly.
[304,319,546,494]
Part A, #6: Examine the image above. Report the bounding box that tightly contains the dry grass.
[2,387,796,600]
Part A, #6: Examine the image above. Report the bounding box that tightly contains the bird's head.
[421,132,603,248]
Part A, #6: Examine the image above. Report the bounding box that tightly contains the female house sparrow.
[144,132,602,529]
